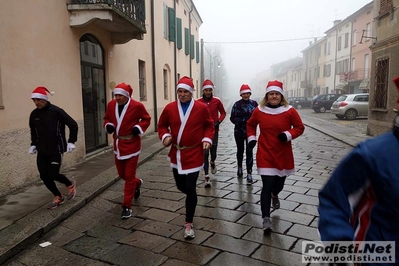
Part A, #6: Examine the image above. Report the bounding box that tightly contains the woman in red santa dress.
[247,80,305,232]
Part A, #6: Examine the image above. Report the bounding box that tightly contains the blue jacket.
[318,131,399,264]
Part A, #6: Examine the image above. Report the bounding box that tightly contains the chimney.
[309,41,312,46]
[314,37,317,43]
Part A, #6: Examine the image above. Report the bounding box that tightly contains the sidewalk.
[0,114,369,265]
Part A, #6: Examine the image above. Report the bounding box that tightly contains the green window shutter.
[184,28,189,55]
[168,8,176,42]
[190,35,195,59]
[196,41,200,63]
[176,18,182,49]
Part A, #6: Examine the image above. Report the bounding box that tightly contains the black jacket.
[29,102,78,155]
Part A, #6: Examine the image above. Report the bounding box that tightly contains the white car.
[331,93,369,120]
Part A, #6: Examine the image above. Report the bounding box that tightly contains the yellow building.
[0,0,202,195]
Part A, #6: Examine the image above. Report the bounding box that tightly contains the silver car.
[331,93,369,120]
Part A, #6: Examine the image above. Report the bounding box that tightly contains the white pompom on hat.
[266,80,284,94]
[239,84,251,95]
[177,76,195,94]
[114,82,133,98]
[202,79,215,91]
[31,86,54,101]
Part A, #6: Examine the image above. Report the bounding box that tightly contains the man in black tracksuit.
[29,86,78,209]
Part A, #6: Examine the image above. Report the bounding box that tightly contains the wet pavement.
[0,110,370,266]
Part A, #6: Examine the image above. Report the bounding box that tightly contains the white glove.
[67,143,75,153]
[29,145,37,154]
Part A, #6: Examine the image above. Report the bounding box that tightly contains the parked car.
[331,93,369,120]
[311,93,341,113]
[289,97,312,109]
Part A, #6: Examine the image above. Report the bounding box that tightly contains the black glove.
[106,125,115,134]
[277,133,287,142]
[248,140,257,149]
[132,127,140,136]
[214,120,221,130]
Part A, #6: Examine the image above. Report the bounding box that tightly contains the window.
[324,42,327,55]
[163,68,168,100]
[184,28,189,55]
[337,36,342,51]
[352,30,357,46]
[373,57,389,109]
[176,18,182,49]
[138,60,147,101]
[317,66,320,78]
[365,23,371,41]
[168,7,176,42]
[352,58,356,71]
[344,32,349,48]
[379,0,393,14]
[327,42,331,55]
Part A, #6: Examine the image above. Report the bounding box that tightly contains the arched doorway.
[79,34,107,153]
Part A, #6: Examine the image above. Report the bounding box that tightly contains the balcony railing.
[300,80,312,88]
[339,68,370,82]
[68,0,146,44]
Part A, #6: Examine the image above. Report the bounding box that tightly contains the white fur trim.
[240,89,251,95]
[202,85,214,90]
[266,86,283,94]
[114,88,130,98]
[177,83,194,94]
[31,93,48,101]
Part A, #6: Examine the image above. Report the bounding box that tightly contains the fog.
[194,0,372,102]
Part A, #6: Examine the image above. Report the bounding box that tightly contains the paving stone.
[118,231,176,253]
[169,215,214,231]
[111,216,145,229]
[283,184,309,194]
[243,228,297,250]
[236,202,262,215]
[286,223,320,241]
[144,198,184,212]
[170,228,214,245]
[295,203,319,216]
[205,198,243,210]
[87,223,130,241]
[161,258,198,266]
[64,235,120,260]
[196,187,236,198]
[286,193,319,206]
[197,206,246,222]
[133,220,181,238]
[223,191,259,204]
[138,208,180,222]
[140,181,175,190]
[222,183,262,194]
[252,245,303,266]
[162,241,219,265]
[60,206,113,232]
[102,244,168,266]
[196,195,217,206]
[271,209,314,225]
[310,217,319,228]
[42,225,84,247]
[203,233,260,257]
[143,190,185,201]
[203,220,251,238]
[294,180,324,190]
[305,188,319,197]
[208,251,272,266]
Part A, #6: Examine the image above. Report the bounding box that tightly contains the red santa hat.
[240,84,251,95]
[114,83,133,98]
[202,79,215,91]
[177,76,195,94]
[266,80,284,94]
[31,86,54,101]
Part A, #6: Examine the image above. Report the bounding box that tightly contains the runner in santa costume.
[197,79,226,187]
[158,76,214,239]
[247,80,305,231]
[103,82,151,219]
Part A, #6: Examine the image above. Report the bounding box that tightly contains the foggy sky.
[194,0,372,94]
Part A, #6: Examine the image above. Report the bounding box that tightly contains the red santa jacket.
[197,96,226,132]
[103,98,151,160]
[158,99,214,174]
[247,105,304,176]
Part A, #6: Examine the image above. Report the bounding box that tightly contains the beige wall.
[0,0,202,196]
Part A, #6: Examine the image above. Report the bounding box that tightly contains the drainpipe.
[189,4,193,77]
[151,0,158,131]
[174,0,177,100]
